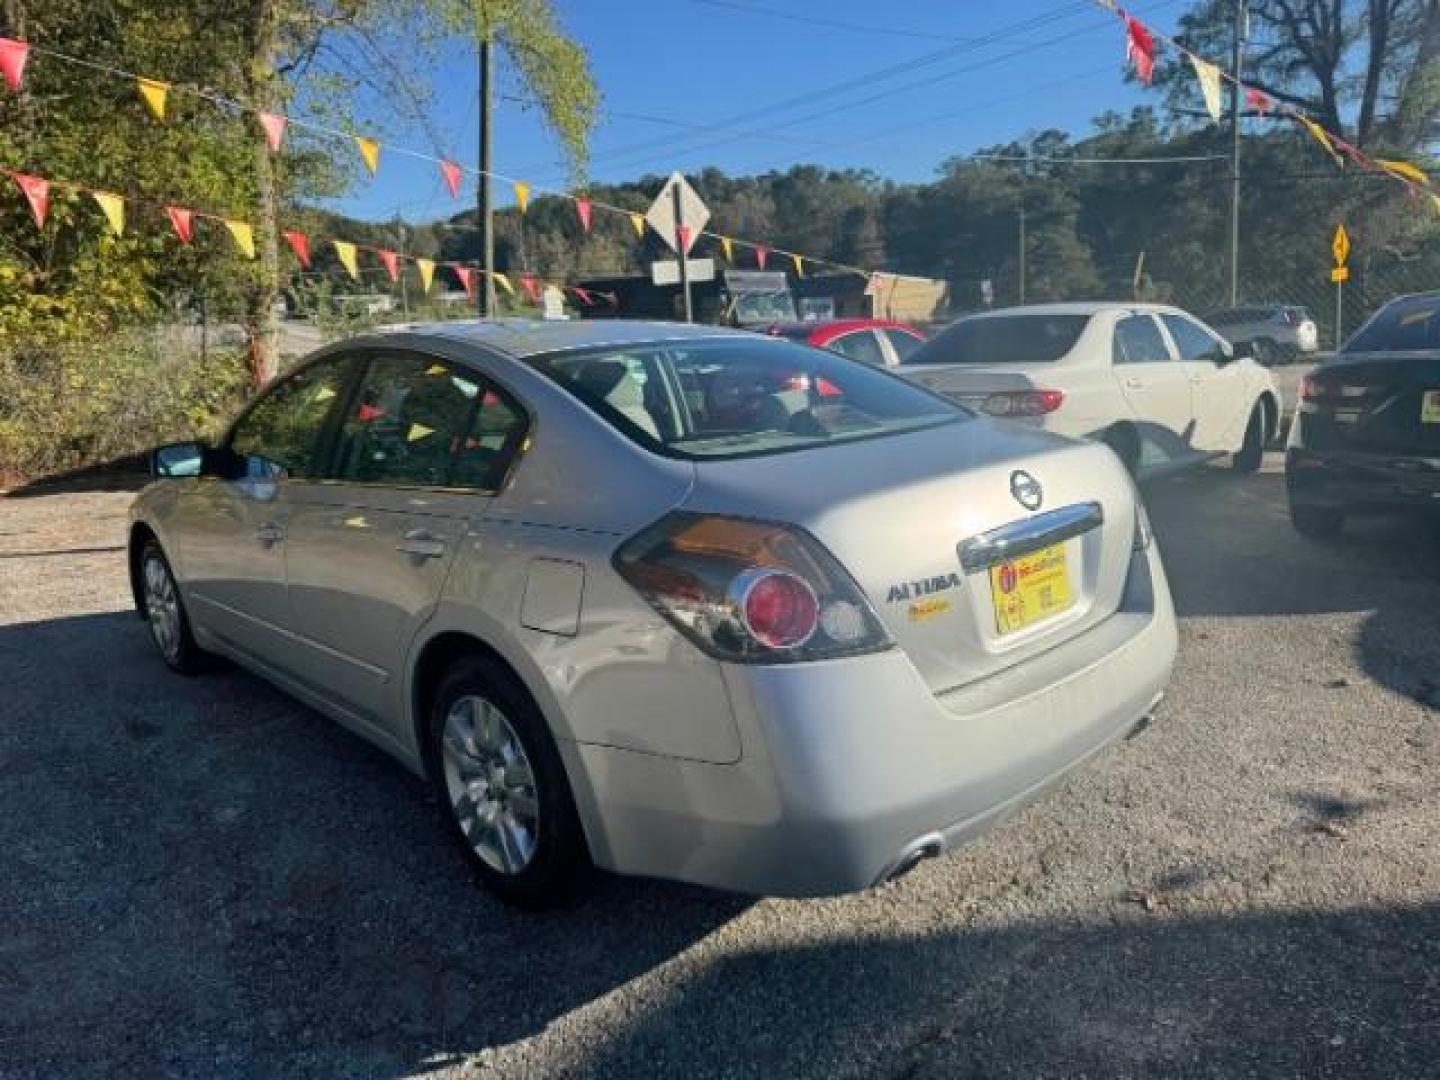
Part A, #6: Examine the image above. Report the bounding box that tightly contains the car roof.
[367,318,753,359]
[957,301,1185,319]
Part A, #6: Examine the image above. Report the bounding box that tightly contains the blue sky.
[327,0,1187,223]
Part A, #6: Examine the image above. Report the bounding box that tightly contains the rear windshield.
[907,313,1090,365]
[1344,296,1440,353]
[528,337,964,460]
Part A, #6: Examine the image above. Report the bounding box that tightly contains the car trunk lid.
[1301,353,1440,457]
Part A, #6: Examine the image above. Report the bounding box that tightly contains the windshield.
[1343,295,1440,353]
[731,290,798,325]
[528,337,964,460]
[907,313,1090,365]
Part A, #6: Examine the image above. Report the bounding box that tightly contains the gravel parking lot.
[1,466,1437,1079]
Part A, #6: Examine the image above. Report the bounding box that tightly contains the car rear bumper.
[1287,447,1440,513]
[567,542,1177,896]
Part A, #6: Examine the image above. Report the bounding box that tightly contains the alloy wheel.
[440,694,541,875]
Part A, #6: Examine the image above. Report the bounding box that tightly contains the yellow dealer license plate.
[1422,390,1440,424]
[990,543,1073,635]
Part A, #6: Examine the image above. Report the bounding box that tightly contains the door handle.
[396,529,447,559]
[256,523,284,545]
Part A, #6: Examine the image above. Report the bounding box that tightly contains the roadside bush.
[0,331,252,484]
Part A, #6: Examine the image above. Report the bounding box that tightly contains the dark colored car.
[1287,292,1440,538]
[766,319,927,368]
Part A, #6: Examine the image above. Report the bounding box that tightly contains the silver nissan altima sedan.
[130,320,1177,907]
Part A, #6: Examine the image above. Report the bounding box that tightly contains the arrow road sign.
[1332,224,1350,267]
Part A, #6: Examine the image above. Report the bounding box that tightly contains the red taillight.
[1301,376,1332,400]
[736,569,819,648]
[981,389,1065,417]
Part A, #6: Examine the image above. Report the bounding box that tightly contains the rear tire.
[1290,503,1345,540]
[139,539,206,675]
[428,655,590,908]
[1233,404,1265,474]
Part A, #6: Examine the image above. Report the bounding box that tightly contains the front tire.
[428,656,589,908]
[1290,503,1345,540]
[1233,403,1266,473]
[139,539,206,674]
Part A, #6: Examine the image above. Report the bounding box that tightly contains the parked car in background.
[133,320,1175,907]
[897,303,1281,477]
[1287,292,1440,538]
[1205,304,1319,364]
[765,318,927,367]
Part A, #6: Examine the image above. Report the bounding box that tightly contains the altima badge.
[1010,470,1043,511]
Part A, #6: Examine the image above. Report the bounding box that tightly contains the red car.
[765,319,928,367]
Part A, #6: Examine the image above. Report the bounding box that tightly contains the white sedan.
[898,302,1281,475]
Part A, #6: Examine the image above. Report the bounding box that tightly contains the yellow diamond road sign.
[1332,224,1350,267]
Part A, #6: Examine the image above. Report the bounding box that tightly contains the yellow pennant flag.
[513,181,530,213]
[224,219,255,258]
[1188,55,1223,123]
[1297,115,1341,165]
[491,271,515,295]
[332,240,359,280]
[407,422,435,443]
[91,191,125,237]
[416,257,435,293]
[355,136,381,175]
[137,77,170,121]
[1376,157,1429,185]
[791,253,804,277]
[629,212,645,239]
[720,236,733,262]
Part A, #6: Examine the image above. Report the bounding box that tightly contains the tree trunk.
[248,0,282,385]
[1355,0,1393,147]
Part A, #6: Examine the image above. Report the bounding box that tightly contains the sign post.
[646,172,711,325]
[1331,224,1350,349]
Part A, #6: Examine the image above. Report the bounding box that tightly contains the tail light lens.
[613,513,891,663]
[1301,375,1326,400]
[980,390,1065,418]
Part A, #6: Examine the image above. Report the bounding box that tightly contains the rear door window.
[828,330,886,366]
[1113,315,1172,365]
[883,328,924,364]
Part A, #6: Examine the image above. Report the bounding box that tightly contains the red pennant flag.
[1333,137,1370,170]
[520,274,541,302]
[258,111,287,153]
[356,403,385,423]
[283,229,311,268]
[1124,13,1156,84]
[677,224,693,254]
[166,206,194,244]
[11,172,49,229]
[452,265,476,298]
[440,159,463,199]
[571,286,595,306]
[755,245,769,270]
[378,248,400,282]
[1245,86,1273,115]
[0,37,29,93]
[575,197,592,233]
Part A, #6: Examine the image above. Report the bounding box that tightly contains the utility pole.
[674,183,693,323]
[1228,0,1246,307]
[477,28,495,318]
[1017,203,1027,306]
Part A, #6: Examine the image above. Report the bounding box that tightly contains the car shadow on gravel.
[1142,469,1440,709]
[564,901,1440,1078]
[0,612,749,1078]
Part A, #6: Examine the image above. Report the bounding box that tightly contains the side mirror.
[151,440,207,478]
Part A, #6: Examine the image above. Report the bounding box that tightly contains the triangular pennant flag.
[491,271,514,295]
[332,240,359,280]
[0,38,30,93]
[575,197,592,232]
[425,364,448,376]
[572,286,595,306]
[452,265,476,298]
[258,111,287,153]
[791,253,804,277]
[137,77,169,121]
[416,257,435,293]
[513,181,530,213]
[1245,86,1273,115]
[355,136,380,175]
[720,236,733,262]
[677,224,693,254]
[283,229,311,268]
[165,206,194,244]
[520,274,541,302]
[407,422,435,443]
[1124,13,1156,85]
[225,219,255,258]
[629,213,645,239]
[440,159,463,199]
[1375,158,1428,185]
[1188,55,1223,123]
[755,244,769,269]
[91,191,125,237]
[11,172,49,228]
[378,248,400,282]
[357,403,385,423]
[1296,115,1342,166]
